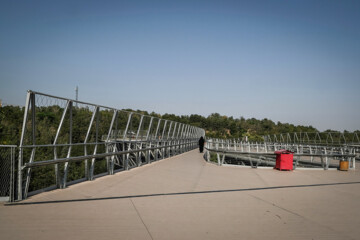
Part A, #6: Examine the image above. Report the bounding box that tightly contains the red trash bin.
[274,149,293,170]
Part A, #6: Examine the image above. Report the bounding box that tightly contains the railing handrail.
[204,138,357,170]
[24,141,198,168]
[206,147,356,158]
[15,90,205,201]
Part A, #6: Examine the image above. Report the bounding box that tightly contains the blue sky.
[0,0,359,131]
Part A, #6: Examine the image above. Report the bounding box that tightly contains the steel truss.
[263,132,360,146]
[205,139,357,170]
[17,90,205,200]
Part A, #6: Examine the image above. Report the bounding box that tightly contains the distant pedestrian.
[198,136,205,153]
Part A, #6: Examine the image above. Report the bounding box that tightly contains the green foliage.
[0,105,332,192]
[0,106,24,145]
[0,105,326,146]
[160,113,318,140]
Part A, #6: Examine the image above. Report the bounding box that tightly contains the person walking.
[198,136,205,153]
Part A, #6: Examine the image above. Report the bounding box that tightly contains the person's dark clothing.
[198,137,205,153]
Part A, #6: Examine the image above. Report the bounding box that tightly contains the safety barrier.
[0,145,16,202]
[205,139,357,170]
[16,90,205,201]
[263,132,360,146]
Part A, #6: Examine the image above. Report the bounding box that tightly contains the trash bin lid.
[275,149,294,154]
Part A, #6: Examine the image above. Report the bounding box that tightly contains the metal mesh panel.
[0,145,16,201]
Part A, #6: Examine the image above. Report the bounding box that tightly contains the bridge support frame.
[16,90,205,201]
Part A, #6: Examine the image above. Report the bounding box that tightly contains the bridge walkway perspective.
[1,149,360,240]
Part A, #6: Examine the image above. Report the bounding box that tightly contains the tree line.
[1,105,323,145]
[1,105,358,192]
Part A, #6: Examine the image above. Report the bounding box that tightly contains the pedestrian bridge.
[1,90,360,239]
[6,90,357,202]
[1,149,360,240]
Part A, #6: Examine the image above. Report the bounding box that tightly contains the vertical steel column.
[24,92,36,199]
[324,148,329,170]
[266,142,269,153]
[154,119,162,161]
[185,125,190,151]
[176,123,183,155]
[107,110,118,175]
[189,126,194,150]
[89,106,99,180]
[53,100,71,188]
[182,125,186,152]
[195,127,198,148]
[62,101,73,188]
[9,146,15,202]
[123,113,132,170]
[18,91,31,200]
[184,125,190,152]
[135,114,144,140]
[161,120,168,159]
[166,122,173,157]
[171,123,178,139]
[167,122,173,139]
[189,126,194,149]
[135,115,144,167]
[171,123,177,156]
[145,117,154,164]
[216,141,221,165]
[180,125,186,153]
[352,148,356,169]
[146,117,154,142]
[161,120,168,139]
[194,127,198,148]
[84,106,98,179]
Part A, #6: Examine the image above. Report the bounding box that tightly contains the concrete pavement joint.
[250,194,305,219]
[249,194,356,240]
[191,160,207,191]
[252,170,270,187]
[130,198,154,240]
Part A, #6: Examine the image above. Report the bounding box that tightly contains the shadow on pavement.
[7,181,360,206]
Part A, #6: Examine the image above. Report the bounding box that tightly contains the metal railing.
[16,90,205,201]
[263,132,360,146]
[205,139,357,170]
[0,145,16,202]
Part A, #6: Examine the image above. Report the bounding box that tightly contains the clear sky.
[0,0,359,131]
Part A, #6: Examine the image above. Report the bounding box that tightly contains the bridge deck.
[1,150,360,240]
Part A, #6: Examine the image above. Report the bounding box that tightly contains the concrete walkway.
[1,150,360,240]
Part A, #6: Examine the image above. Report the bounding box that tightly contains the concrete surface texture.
[1,149,360,240]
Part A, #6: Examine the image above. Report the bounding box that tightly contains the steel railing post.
[62,101,73,188]
[24,92,36,199]
[123,113,132,170]
[17,91,31,200]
